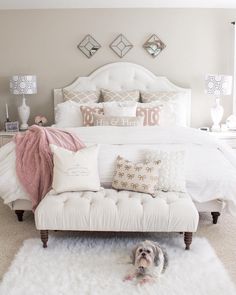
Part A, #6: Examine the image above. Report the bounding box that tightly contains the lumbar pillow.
[63,89,100,103]
[103,101,137,117]
[145,150,186,192]
[80,105,104,126]
[93,114,144,127]
[50,144,100,193]
[112,156,161,195]
[101,89,139,102]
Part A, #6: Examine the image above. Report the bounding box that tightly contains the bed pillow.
[112,156,161,195]
[55,100,84,128]
[104,101,137,117]
[50,144,100,193]
[101,89,139,102]
[80,105,104,126]
[136,105,161,126]
[145,150,186,192]
[93,114,144,127]
[140,91,187,127]
[63,89,100,103]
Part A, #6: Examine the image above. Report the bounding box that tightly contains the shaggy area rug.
[0,235,235,295]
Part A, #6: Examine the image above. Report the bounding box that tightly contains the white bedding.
[1,126,236,215]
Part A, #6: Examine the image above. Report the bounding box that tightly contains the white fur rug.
[0,235,235,295]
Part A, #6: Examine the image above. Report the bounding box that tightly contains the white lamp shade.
[10,75,37,95]
[205,74,232,96]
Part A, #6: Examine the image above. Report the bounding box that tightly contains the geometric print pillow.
[101,89,140,102]
[140,91,179,103]
[112,156,161,195]
[63,89,100,103]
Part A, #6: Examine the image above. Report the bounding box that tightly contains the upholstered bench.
[35,188,199,250]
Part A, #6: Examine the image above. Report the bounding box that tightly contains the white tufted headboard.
[54,62,191,126]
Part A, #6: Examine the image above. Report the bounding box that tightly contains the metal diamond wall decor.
[143,34,166,58]
[110,34,133,58]
[77,35,101,58]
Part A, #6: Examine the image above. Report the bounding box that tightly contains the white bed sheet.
[1,126,236,215]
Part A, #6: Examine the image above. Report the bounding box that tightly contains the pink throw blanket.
[15,125,85,210]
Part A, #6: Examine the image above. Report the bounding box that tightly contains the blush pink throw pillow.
[136,106,160,126]
[80,106,104,126]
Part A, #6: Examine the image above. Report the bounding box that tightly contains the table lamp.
[205,74,232,131]
[10,75,37,130]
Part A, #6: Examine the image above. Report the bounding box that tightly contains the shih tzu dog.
[124,240,168,285]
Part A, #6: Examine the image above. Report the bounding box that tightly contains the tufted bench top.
[35,188,199,232]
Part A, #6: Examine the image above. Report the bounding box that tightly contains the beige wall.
[0,8,236,128]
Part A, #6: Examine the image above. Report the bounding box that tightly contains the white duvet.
[1,126,236,215]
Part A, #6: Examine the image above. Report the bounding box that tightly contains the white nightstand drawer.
[209,131,236,149]
[0,132,16,147]
[2,135,14,146]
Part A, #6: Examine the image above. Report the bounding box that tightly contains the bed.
[1,62,236,223]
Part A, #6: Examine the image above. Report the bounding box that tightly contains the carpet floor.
[0,236,235,295]
[0,199,236,285]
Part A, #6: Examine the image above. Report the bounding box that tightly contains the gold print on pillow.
[112,156,161,195]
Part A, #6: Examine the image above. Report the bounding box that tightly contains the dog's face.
[132,240,161,268]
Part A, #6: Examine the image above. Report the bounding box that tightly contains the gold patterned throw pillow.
[112,156,161,195]
[101,89,140,102]
[140,91,180,103]
[63,89,100,103]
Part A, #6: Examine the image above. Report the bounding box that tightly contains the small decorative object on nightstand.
[210,131,236,150]
[10,75,37,131]
[35,115,47,126]
[205,74,232,132]
[5,121,19,132]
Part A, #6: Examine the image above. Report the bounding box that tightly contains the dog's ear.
[130,246,138,265]
[150,242,162,267]
[162,248,169,273]
[153,246,160,266]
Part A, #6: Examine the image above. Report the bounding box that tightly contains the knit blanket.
[14,125,85,210]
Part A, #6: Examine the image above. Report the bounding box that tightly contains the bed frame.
[10,62,223,223]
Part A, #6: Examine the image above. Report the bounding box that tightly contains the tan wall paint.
[0,8,236,128]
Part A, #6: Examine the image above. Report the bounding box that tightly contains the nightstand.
[210,131,236,149]
[0,131,16,147]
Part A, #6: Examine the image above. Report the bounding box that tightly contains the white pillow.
[103,101,137,117]
[50,144,101,193]
[140,91,187,127]
[54,101,102,128]
[145,150,186,192]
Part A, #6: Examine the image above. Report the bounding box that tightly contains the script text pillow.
[80,105,104,126]
[101,89,139,102]
[63,89,100,103]
[145,150,186,192]
[112,156,160,195]
[50,144,100,193]
[93,114,144,127]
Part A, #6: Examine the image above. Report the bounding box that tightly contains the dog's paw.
[123,274,134,281]
[138,277,154,285]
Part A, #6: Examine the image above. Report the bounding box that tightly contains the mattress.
[1,126,236,215]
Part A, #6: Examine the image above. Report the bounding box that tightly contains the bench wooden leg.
[40,230,48,248]
[211,212,220,224]
[184,232,192,250]
[15,210,24,222]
